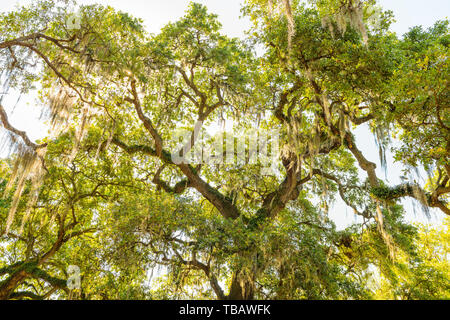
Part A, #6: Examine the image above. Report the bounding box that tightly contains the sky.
[2,0,449,37]
[0,0,449,229]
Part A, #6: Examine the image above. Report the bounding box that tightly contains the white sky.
[2,0,449,37]
[0,0,448,229]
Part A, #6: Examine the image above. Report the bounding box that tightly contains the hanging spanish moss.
[1,139,46,235]
[321,15,336,38]
[373,125,390,178]
[0,56,16,106]
[282,0,295,49]
[412,184,431,219]
[286,114,305,155]
[0,30,85,233]
[320,0,369,45]
[338,108,350,145]
[308,124,321,174]
[0,83,81,235]
[68,103,91,163]
[41,87,77,134]
[375,203,396,260]
[264,0,296,49]
[94,115,115,159]
[407,165,432,219]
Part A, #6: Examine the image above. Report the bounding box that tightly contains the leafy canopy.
[0,0,448,300]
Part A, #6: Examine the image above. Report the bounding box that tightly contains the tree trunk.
[226,270,256,300]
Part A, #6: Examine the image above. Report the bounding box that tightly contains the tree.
[0,0,448,299]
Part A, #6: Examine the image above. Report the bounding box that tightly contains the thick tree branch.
[112,137,240,220]
[126,77,164,157]
[0,104,47,150]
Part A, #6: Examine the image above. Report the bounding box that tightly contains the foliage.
[0,0,448,300]
[374,218,450,300]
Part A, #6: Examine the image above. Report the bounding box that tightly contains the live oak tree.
[0,0,448,299]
